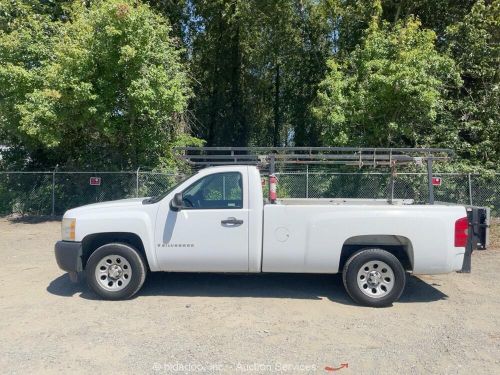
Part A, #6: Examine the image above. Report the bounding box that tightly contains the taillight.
[454,217,469,247]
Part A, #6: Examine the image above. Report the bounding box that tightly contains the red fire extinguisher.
[269,174,278,203]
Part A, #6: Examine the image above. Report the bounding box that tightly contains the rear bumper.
[55,241,83,273]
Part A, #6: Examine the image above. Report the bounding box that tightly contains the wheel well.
[339,235,414,271]
[81,232,148,270]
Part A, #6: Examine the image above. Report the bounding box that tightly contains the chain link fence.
[1,171,499,216]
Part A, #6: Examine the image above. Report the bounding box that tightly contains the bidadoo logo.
[325,363,348,372]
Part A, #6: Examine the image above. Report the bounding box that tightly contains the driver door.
[155,171,249,272]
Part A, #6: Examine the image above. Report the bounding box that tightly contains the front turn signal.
[61,218,76,241]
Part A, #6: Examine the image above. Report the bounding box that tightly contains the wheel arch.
[339,235,414,271]
[81,232,149,270]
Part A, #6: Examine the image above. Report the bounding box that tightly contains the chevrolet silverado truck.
[55,165,469,307]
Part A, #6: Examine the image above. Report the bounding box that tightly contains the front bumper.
[54,241,83,273]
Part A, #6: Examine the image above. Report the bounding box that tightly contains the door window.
[182,172,243,209]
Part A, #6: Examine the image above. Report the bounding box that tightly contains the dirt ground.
[0,218,499,375]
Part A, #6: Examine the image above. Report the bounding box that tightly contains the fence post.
[306,165,309,198]
[51,165,58,216]
[136,167,140,198]
[468,173,473,206]
[389,165,396,204]
[427,158,434,204]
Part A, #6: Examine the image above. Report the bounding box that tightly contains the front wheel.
[342,248,406,307]
[85,243,146,300]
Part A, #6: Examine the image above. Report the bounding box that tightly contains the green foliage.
[445,0,500,169]
[0,0,499,172]
[0,1,63,168]
[181,0,332,147]
[0,0,191,170]
[313,17,462,148]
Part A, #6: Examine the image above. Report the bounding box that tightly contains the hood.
[64,197,148,216]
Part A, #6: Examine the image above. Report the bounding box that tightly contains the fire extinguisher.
[269,174,278,203]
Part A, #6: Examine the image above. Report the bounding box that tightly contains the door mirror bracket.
[170,192,184,211]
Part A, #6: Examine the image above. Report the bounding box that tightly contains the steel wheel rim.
[357,260,395,298]
[95,255,132,292]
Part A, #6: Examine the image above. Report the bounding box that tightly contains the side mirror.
[170,192,183,211]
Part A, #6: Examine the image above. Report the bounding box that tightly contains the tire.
[85,243,146,300]
[342,248,406,307]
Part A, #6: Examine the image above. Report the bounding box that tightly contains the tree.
[0,0,191,169]
[1,0,499,171]
[313,16,461,148]
[182,0,332,147]
[319,0,477,55]
[0,0,65,168]
[183,0,248,146]
[445,0,500,169]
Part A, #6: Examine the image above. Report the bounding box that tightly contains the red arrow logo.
[325,363,348,372]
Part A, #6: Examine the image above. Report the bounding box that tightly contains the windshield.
[142,174,191,204]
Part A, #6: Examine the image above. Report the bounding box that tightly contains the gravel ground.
[0,217,499,374]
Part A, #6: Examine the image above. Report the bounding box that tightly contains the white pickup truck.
[55,165,469,307]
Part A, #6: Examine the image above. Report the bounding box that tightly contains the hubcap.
[108,264,123,279]
[95,255,132,292]
[357,260,395,298]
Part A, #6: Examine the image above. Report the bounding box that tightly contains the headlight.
[61,218,76,241]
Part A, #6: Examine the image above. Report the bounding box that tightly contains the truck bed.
[262,202,466,275]
[276,198,415,205]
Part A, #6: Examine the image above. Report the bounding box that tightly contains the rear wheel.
[85,243,146,300]
[342,248,406,307]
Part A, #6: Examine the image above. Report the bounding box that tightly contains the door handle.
[221,217,244,226]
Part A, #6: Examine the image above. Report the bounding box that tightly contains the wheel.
[342,248,406,307]
[85,243,146,300]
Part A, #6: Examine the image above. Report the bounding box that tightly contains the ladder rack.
[174,147,453,167]
[173,147,453,205]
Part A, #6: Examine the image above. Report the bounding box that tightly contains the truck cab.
[152,166,263,272]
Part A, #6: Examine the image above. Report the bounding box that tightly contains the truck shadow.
[47,272,448,305]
